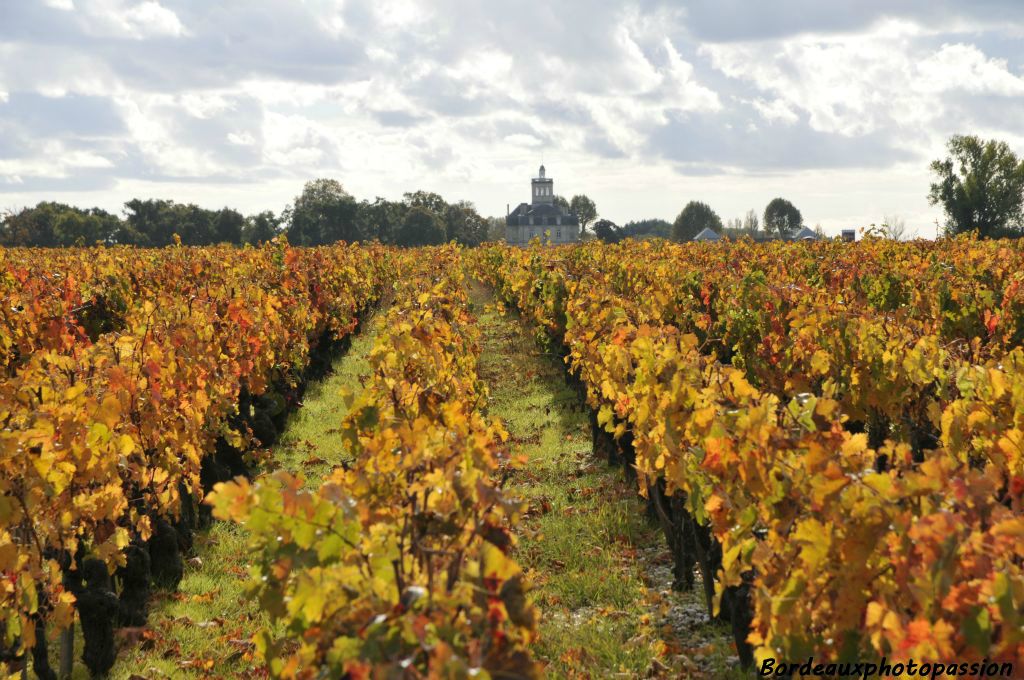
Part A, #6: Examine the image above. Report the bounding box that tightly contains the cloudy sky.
[3,1,1024,237]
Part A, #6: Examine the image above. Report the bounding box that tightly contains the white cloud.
[503,133,543,148]
[0,144,112,182]
[179,92,234,119]
[81,0,186,39]
[227,131,256,146]
[662,39,721,112]
[702,22,1024,140]
[917,43,1024,96]
[261,112,333,168]
[2,1,1023,232]
[371,0,431,29]
[752,98,799,124]
[123,1,185,37]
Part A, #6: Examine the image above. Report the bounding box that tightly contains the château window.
[556,229,561,239]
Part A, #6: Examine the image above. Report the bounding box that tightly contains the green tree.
[553,195,570,211]
[403,190,448,215]
[0,202,120,247]
[672,201,723,241]
[214,208,244,244]
[356,198,406,244]
[0,201,118,246]
[243,211,283,244]
[121,198,178,246]
[621,218,672,239]
[443,201,488,246]
[396,206,446,246]
[929,134,1024,238]
[0,207,51,246]
[485,216,506,242]
[120,199,228,246]
[176,204,216,245]
[592,218,623,243]
[763,198,803,238]
[286,179,361,245]
[53,210,116,245]
[569,194,598,237]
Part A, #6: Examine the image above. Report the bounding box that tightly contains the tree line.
[588,197,812,244]
[588,134,1024,243]
[3,134,1022,248]
[0,179,496,248]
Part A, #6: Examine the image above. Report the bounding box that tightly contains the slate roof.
[693,227,721,241]
[791,226,820,240]
[507,202,579,225]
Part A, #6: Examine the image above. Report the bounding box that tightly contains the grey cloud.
[373,109,428,127]
[0,173,119,193]
[0,92,125,140]
[1,0,1022,213]
[679,0,1024,42]
[3,2,369,92]
[584,132,628,159]
[648,108,917,171]
[154,95,265,166]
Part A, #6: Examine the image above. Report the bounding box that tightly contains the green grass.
[268,321,379,484]
[106,521,264,678]
[469,280,744,679]
[96,315,383,679]
[469,281,668,678]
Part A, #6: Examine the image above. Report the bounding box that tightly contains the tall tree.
[214,208,245,244]
[743,209,760,233]
[287,179,360,245]
[356,197,406,244]
[621,218,672,239]
[243,211,282,245]
[175,204,216,245]
[764,198,803,238]
[553,195,570,211]
[403,190,448,215]
[0,203,120,247]
[672,201,723,242]
[485,216,506,242]
[881,215,908,241]
[396,206,446,246]
[722,217,743,235]
[444,201,488,246]
[122,198,178,246]
[929,135,1024,238]
[569,194,597,237]
[592,218,623,243]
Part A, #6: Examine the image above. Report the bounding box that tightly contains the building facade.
[505,165,580,245]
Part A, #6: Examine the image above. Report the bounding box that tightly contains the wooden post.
[59,624,74,679]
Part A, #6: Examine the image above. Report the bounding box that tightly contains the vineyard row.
[469,237,1024,669]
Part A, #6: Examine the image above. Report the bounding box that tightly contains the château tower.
[532,165,554,205]
[505,165,580,246]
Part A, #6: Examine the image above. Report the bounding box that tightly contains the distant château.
[506,165,580,245]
